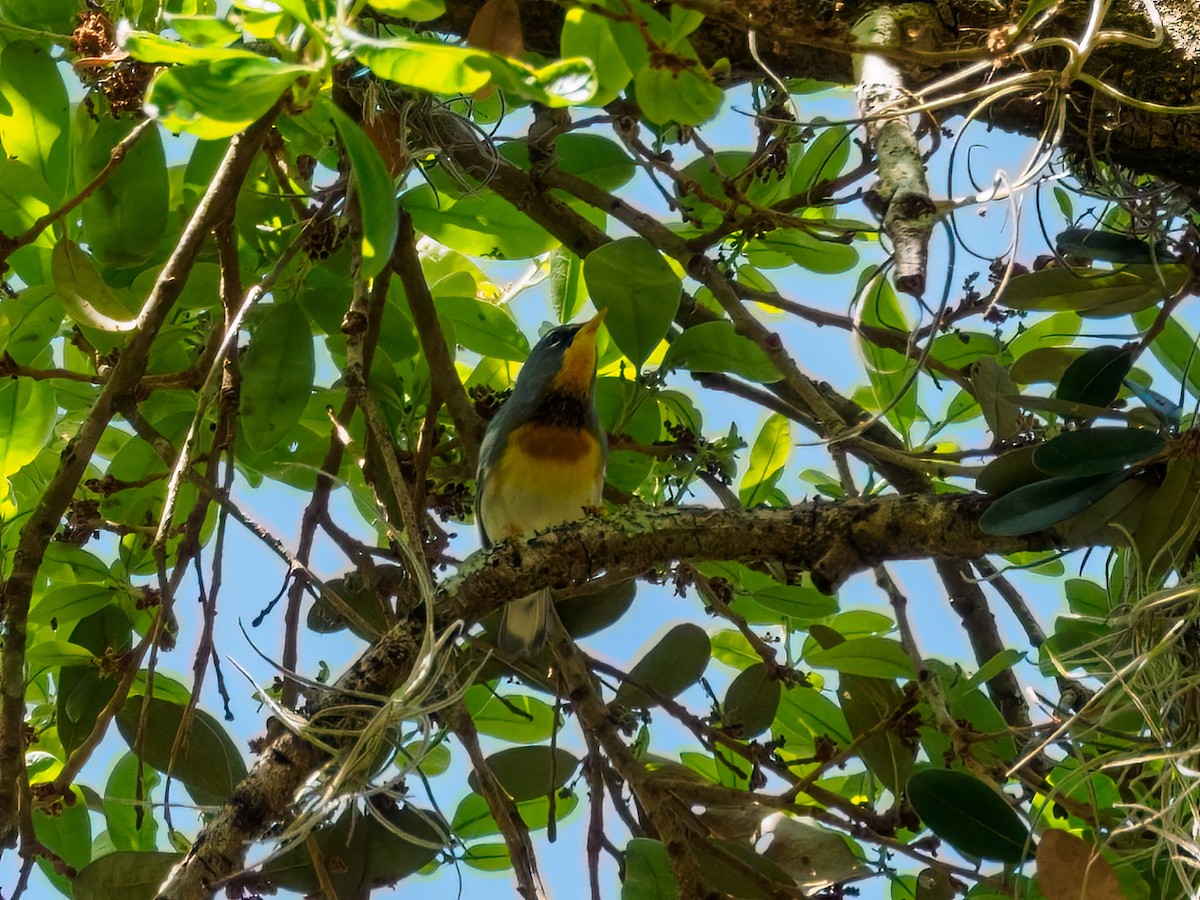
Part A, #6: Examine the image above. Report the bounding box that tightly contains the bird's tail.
[498,587,553,656]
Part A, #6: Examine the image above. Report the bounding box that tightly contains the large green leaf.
[467,746,579,801]
[583,237,681,369]
[239,300,315,454]
[634,63,722,126]
[77,115,170,268]
[104,752,160,852]
[116,696,248,808]
[140,48,309,138]
[330,104,399,279]
[74,852,183,900]
[806,637,914,680]
[405,184,559,259]
[354,38,595,106]
[560,7,634,107]
[0,377,55,480]
[722,663,782,738]
[1055,345,1133,407]
[0,41,69,199]
[437,295,530,361]
[1033,427,1165,477]
[622,838,680,899]
[980,470,1130,536]
[614,623,710,709]
[907,769,1032,863]
[664,321,781,383]
[1000,264,1188,318]
[739,413,790,507]
[465,687,559,744]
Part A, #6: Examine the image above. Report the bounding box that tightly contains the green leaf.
[745,229,859,274]
[634,63,722,126]
[739,413,790,506]
[52,239,140,333]
[144,52,308,138]
[0,42,69,200]
[1033,427,1164,477]
[907,768,1032,863]
[664,321,781,383]
[722,663,781,737]
[622,838,680,899]
[1000,265,1188,318]
[583,237,681,369]
[239,300,314,454]
[0,377,55,480]
[462,842,512,871]
[26,639,97,667]
[368,0,445,21]
[806,637,914,680]
[931,332,1002,369]
[451,791,579,839]
[437,295,529,361]
[1132,307,1200,400]
[1009,347,1084,385]
[116,696,248,808]
[29,583,119,628]
[1055,345,1133,407]
[976,446,1046,495]
[980,470,1129,536]
[354,39,595,106]
[104,752,160,852]
[792,125,852,193]
[0,0,78,33]
[329,104,398,279]
[839,671,916,795]
[404,184,559,259]
[615,623,710,709]
[464,687,558,744]
[467,746,579,801]
[774,684,852,753]
[32,785,90,894]
[502,133,635,192]
[561,7,634,107]
[77,116,170,268]
[74,852,183,900]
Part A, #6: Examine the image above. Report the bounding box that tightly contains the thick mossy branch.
[156,494,1058,899]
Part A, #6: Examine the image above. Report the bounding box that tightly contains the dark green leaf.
[74,852,182,900]
[557,578,637,638]
[116,696,248,807]
[976,446,1047,495]
[1055,345,1133,407]
[239,300,314,454]
[78,117,169,268]
[1032,427,1164,477]
[623,838,680,899]
[615,623,710,709]
[722,663,781,737]
[1000,265,1188,317]
[907,768,1032,863]
[979,470,1130,536]
[467,746,579,801]
[839,672,916,795]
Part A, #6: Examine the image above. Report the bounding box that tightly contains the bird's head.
[513,309,607,402]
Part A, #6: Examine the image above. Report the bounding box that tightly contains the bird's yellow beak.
[553,309,607,391]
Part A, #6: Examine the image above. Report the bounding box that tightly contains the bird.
[475,309,608,656]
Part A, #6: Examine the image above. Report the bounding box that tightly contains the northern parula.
[475,310,608,656]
